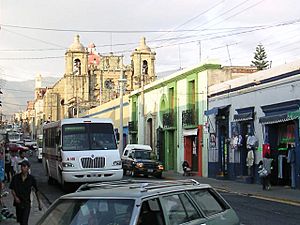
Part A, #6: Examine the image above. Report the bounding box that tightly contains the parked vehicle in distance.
[36,179,240,225]
[8,143,29,152]
[23,138,37,150]
[121,144,163,178]
[36,134,43,162]
[5,124,13,133]
[7,131,22,143]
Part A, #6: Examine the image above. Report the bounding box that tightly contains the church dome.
[68,35,85,52]
[136,37,151,52]
[88,43,96,48]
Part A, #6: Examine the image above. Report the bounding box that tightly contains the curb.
[164,176,300,207]
[39,190,52,206]
[210,186,300,207]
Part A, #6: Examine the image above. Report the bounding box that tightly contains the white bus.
[7,131,22,143]
[42,118,123,190]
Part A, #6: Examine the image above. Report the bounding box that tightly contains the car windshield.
[133,150,152,159]
[37,199,134,225]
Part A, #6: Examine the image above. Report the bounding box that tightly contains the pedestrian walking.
[16,151,28,174]
[258,153,273,190]
[4,149,12,182]
[11,152,18,176]
[9,160,42,225]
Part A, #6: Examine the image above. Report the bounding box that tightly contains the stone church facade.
[42,35,156,122]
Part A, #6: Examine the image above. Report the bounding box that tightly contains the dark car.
[121,144,164,178]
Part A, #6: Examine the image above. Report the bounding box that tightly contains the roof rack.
[76,179,200,192]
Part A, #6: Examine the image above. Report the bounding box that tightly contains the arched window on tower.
[142,60,148,75]
[73,58,81,75]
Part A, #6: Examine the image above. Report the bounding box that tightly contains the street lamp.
[118,56,127,155]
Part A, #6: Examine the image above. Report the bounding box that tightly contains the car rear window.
[37,199,134,225]
[189,189,229,217]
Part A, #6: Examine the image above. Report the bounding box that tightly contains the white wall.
[208,75,300,164]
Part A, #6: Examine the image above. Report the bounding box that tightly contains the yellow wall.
[80,95,130,128]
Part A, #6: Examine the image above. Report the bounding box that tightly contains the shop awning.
[204,105,230,116]
[259,113,294,125]
[183,128,198,136]
[288,110,300,120]
[233,112,254,122]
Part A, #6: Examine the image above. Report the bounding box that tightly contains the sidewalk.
[1,183,47,225]
[164,171,300,206]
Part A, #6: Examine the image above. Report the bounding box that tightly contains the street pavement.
[163,171,300,206]
[1,156,300,225]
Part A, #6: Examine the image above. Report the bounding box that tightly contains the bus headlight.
[62,162,74,167]
[112,160,122,166]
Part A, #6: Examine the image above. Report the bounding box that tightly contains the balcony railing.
[182,108,197,127]
[128,121,138,132]
[163,112,175,128]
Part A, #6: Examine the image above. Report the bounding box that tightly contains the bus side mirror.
[116,132,120,142]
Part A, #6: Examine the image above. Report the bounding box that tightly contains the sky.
[0,0,300,85]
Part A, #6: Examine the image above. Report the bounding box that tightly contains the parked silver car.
[36,179,240,225]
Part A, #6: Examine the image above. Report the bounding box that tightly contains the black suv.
[121,144,164,178]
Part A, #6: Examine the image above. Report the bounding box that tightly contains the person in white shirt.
[17,151,29,174]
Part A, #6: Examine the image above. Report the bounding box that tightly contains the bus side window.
[55,131,61,145]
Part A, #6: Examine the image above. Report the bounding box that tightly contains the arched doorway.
[146,118,153,149]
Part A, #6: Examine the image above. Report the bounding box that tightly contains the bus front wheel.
[59,171,72,192]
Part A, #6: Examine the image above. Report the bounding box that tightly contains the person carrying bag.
[258,153,273,190]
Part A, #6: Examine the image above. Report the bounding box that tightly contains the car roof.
[124,144,152,151]
[60,179,211,200]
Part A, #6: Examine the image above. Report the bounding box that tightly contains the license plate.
[148,169,153,173]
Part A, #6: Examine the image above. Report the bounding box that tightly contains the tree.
[251,44,269,70]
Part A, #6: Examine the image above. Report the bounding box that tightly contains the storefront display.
[259,100,300,188]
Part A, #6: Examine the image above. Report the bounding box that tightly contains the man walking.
[9,160,42,225]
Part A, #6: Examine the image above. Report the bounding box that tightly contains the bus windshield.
[62,123,117,151]
[8,132,21,142]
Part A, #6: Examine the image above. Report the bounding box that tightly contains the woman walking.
[258,153,273,190]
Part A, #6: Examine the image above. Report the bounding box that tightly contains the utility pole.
[178,44,182,70]
[119,56,126,155]
[211,43,238,66]
[198,41,202,63]
[226,44,232,66]
[139,54,146,144]
[76,76,79,118]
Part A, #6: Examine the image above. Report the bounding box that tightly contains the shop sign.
[288,110,300,120]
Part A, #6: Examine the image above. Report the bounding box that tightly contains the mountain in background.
[1,77,59,119]
[0,70,178,119]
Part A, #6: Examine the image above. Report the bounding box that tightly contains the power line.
[153,19,300,49]
[0,56,64,60]
[2,28,66,48]
[0,23,244,33]
[151,0,225,41]
[0,48,65,52]
[0,21,291,55]
[161,0,252,46]
[0,19,299,61]
[172,0,266,47]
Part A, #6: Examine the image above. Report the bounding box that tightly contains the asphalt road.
[221,192,300,225]
[29,155,300,225]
